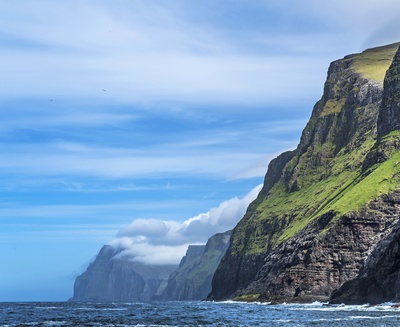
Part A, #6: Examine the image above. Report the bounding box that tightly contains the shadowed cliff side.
[329,195,400,305]
[71,231,231,302]
[159,231,231,301]
[208,42,400,303]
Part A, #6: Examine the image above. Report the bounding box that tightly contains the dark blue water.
[1,301,400,326]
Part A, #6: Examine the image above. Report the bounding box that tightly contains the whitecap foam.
[43,321,67,326]
[101,308,128,311]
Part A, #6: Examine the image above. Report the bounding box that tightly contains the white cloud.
[0,223,120,244]
[109,238,190,266]
[1,0,399,107]
[0,47,326,105]
[301,0,400,48]
[0,0,333,105]
[0,201,198,220]
[1,111,138,132]
[0,140,284,180]
[362,19,400,49]
[109,184,263,265]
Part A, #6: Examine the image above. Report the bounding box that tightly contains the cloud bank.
[2,0,400,107]
[108,184,263,265]
[0,1,337,105]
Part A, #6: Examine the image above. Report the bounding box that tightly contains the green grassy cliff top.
[349,42,400,84]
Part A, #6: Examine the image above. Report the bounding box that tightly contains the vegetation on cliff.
[232,43,399,256]
[209,42,400,303]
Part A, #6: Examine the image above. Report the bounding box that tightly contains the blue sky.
[1,0,400,302]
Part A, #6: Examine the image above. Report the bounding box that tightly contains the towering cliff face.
[378,47,400,139]
[160,231,231,301]
[330,193,400,304]
[71,245,177,302]
[330,45,400,305]
[208,43,400,303]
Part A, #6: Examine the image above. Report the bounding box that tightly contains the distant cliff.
[72,42,400,305]
[71,245,177,302]
[71,230,231,302]
[208,42,400,303]
[159,231,231,301]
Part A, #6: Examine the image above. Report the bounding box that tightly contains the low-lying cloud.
[108,183,263,265]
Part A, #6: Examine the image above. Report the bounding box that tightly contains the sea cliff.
[71,231,231,301]
[208,42,400,303]
[71,245,177,302]
[159,231,231,300]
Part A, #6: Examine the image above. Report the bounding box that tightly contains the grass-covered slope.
[233,43,399,255]
[349,42,400,83]
[209,43,400,301]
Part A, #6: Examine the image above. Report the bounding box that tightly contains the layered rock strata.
[330,45,400,304]
[208,43,400,303]
[330,193,400,304]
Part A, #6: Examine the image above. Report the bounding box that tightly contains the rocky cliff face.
[208,43,400,303]
[71,245,177,302]
[330,45,400,305]
[72,231,231,302]
[378,47,400,139]
[330,193,400,304]
[160,231,231,301]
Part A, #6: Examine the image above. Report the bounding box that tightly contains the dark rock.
[378,45,400,139]
[329,44,400,304]
[330,194,400,304]
[242,196,400,303]
[362,45,400,172]
[208,43,400,304]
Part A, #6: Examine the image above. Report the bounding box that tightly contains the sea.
[1,301,400,327]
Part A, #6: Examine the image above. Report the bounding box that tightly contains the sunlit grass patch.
[350,42,399,84]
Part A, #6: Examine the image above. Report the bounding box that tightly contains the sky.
[1,0,400,302]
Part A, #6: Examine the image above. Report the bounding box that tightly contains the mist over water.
[1,301,400,326]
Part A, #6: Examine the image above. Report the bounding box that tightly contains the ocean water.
[1,301,400,327]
